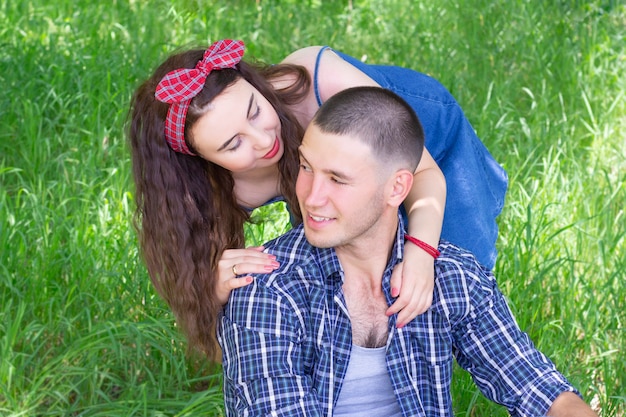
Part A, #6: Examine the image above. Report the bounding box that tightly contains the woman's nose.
[248,126,273,149]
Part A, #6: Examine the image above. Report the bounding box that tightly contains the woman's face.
[189,78,283,174]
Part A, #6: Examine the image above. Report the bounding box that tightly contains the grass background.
[1,0,624,415]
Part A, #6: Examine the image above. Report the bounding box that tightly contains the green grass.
[1,0,624,415]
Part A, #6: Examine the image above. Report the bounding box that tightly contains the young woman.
[128,40,507,358]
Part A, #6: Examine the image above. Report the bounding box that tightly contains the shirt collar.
[295,212,406,291]
[383,212,407,290]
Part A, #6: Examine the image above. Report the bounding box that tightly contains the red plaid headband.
[155,39,245,155]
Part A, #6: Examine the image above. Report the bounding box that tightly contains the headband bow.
[155,39,245,155]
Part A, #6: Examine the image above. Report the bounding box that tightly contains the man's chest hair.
[343,287,389,348]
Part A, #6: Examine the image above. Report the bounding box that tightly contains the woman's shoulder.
[280,46,357,75]
[280,46,327,69]
[281,45,378,105]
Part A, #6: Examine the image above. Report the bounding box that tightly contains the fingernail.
[391,287,399,297]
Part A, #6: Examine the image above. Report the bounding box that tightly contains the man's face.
[296,124,387,249]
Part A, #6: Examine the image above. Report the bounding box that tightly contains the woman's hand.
[386,242,434,327]
[216,246,280,305]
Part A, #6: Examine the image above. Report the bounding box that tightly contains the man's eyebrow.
[298,147,354,181]
[217,93,255,151]
[297,148,309,164]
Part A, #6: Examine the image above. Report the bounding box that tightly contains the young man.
[218,87,597,417]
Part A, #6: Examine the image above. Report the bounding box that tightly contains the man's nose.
[304,175,328,207]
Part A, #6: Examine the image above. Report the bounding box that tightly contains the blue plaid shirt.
[218,221,577,417]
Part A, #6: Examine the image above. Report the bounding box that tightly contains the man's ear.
[387,169,414,207]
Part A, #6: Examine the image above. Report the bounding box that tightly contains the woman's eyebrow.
[217,93,255,151]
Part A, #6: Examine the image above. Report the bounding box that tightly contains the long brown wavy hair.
[127,48,309,358]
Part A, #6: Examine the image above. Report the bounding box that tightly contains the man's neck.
[336,217,399,348]
[335,217,398,289]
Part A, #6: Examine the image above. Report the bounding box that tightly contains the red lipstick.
[262,138,280,159]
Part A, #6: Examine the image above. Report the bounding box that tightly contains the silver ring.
[232,264,239,276]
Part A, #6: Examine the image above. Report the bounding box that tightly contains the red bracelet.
[404,234,440,259]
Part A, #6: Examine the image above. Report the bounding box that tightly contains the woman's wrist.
[404,234,440,259]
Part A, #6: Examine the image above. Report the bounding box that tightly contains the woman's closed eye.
[224,105,260,152]
[250,105,261,120]
[227,138,242,152]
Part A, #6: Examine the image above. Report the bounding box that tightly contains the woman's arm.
[389,149,446,325]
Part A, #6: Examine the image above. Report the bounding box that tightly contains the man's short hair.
[312,86,424,172]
